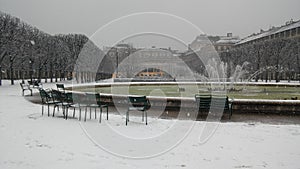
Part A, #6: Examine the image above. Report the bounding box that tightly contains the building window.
[280,32,284,38]
[285,30,291,37]
[291,28,296,36]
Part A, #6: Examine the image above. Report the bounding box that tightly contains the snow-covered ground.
[0,80,300,169]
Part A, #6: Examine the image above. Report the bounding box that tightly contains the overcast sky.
[1,0,300,48]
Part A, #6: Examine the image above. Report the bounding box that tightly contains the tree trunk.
[255,64,260,82]
[38,68,42,82]
[255,51,260,82]
[275,55,280,83]
[59,71,62,81]
[44,67,48,83]
[21,70,25,84]
[55,70,58,82]
[80,72,84,83]
[0,66,2,86]
[76,71,79,83]
[7,69,10,79]
[0,51,7,86]
[265,69,268,83]
[10,65,14,85]
[275,71,280,83]
[50,64,53,82]
[297,53,300,82]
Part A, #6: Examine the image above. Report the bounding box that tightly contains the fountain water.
[228,61,250,90]
[203,59,251,91]
[247,66,277,82]
[230,62,250,82]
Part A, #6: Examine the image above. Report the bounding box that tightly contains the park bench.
[195,94,233,119]
[56,84,65,93]
[28,80,42,89]
[20,83,32,96]
[126,96,151,125]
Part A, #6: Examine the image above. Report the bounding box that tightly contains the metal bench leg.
[229,103,233,120]
[128,112,130,122]
[53,105,56,117]
[47,105,50,116]
[106,107,108,120]
[73,108,75,118]
[65,106,68,120]
[79,108,81,121]
[62,106,65,118]
[41,105,44,115]
[95,108,97,119]
[89,107,92,119]
[84,108,87,122]
[126,111,128,125]
[145,111,147,125]
[99,107,102,123]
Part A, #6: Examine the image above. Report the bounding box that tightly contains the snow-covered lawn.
[0,80,300,169]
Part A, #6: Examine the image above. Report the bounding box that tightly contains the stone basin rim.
[64,82,300,104]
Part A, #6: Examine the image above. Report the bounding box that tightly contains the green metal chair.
[38,88,60,116]
[195,94,211,117]
[84,93,98,121]
[20,83,32,96]
[51,90,71,118]
[85,93,109,123]
[126,96,150,125]
[71,92,88,121]
[195,94,233,119]
[95,93,109,123]
[63,92,80,120]
[211,96,233,119]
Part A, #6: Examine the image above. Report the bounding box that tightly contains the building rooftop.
[236,19,300,45]
[216,37,240,44]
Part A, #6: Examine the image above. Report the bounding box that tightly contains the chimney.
[260,29,264,33]
[227,33,232,37]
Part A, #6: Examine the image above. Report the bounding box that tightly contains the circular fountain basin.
[66,81,300,117]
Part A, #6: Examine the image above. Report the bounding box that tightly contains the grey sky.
[1,0,300,47]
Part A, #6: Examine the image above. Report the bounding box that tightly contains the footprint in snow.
[235,165,252,168]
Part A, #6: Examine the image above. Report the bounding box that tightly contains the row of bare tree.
[0,11,96,85]
[220,37,300,82]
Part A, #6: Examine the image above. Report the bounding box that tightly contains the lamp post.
[29,59,33,82]
[9,54,14,85]
[28,40,35,82]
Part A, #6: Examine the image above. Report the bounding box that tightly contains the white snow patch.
[0,80,299,168]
